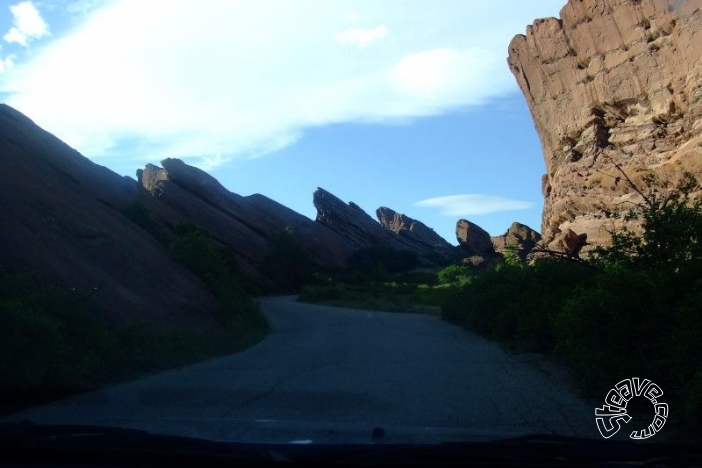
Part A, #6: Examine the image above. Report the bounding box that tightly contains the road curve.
[5,297,596,443]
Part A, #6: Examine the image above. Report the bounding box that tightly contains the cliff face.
[508,0,702,252]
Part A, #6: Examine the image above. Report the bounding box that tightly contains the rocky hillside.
[2,103,474,325]
[508,0,702,253]
[0,104,220,326]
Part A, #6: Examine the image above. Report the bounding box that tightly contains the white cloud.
[65,0,106,16]
[0,45,15,73]
[415,194,533,216]
[0,0,565,170]
[3,1,49,46]
[335,26,388,47]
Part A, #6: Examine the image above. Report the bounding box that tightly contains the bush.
[348,246,419,278]
[441,171,702,432]
[260,226,317,292]
[120,201,168,244]
[0,267,268,415]
[437,264,471,285]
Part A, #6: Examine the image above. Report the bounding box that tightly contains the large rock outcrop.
[137,161,356,281]
[314,189,458,265]
[376,207,455,251]
[491,222,542,259]
[0,104,220,326]
[508,0,702,253]
[455,219,496,258]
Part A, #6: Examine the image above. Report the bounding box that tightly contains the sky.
[0,0,566,244]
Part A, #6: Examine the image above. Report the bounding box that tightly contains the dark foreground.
[4,297,594,443]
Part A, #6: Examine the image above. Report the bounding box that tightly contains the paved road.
[5,297,596,443]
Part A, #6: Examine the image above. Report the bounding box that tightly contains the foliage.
[348,246,419,280]
[299,268,452,314]
[0,268,267,416]
[501,245,523,267]
[120,201,169,244]
[170,219,265,322]
[260,226,317,293]
[437,264,471,286]
[592,171,702,269]
[440,172,702,431]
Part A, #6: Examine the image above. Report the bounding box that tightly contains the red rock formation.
[376,206,454,251]
[455,219,496,258]
[0,104,220,326]
[138,163,356,283]
[508,0,702,253]
[314,189,459,264]
[491,222,542,259]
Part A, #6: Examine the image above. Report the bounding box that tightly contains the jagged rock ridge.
[314,189,458,265]
[508,0,702,253]
[2,102,462,321]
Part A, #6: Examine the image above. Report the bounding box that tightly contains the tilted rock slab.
[456,219,496,258]
[138,161,356,282]
[0,105,220,326]
[376,206,455,252]
[314,189,459,264]
[508,0,702,252]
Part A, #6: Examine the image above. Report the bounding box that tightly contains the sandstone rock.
[548,228,585,256]
[508,0,702,253]
[456,219,496,258]
[138,164,356,285]
[376,206,454,250]
[491,222,542,259]
[0,104,220,326]
[314,189,458,265]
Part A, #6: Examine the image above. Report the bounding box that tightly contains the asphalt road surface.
[5,297,596,443]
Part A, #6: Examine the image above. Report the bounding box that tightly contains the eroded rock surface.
[456,219,496,258]
[491,222,542,259]
[314,189,458,265]
[376,207,454,250]
[508,0,702,253]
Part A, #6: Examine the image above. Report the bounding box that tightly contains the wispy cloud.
[335,26,388,47]
[415,194,533,216]
[3,1,49,46]
[0,0,564,170]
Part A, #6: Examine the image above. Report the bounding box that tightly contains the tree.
[261,226,316,292]
[592,171,702,269]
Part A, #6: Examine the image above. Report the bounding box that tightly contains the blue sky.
[0,0,565,244]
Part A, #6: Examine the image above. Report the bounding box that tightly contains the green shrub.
[348,246,419,278]
[437,264,470,285]
[120,201,168,244]
[0,267,268,415]
[260,226,317,292]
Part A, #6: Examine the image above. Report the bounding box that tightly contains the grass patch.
[0,268,268,416]
[298,279,454,315]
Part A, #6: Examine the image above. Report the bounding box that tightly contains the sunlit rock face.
[508,0,702,253]
[455,219,495,258]
[376,206,455,251]
[491,222,542,260]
